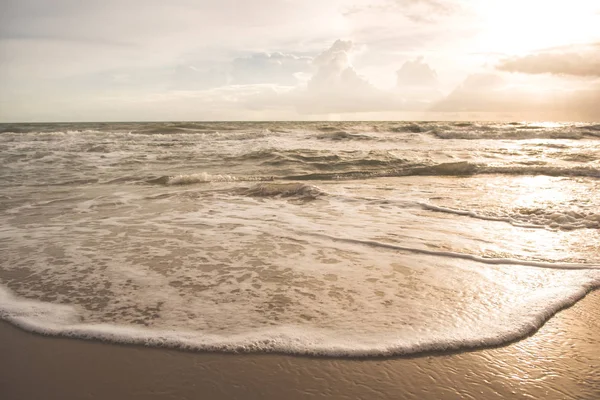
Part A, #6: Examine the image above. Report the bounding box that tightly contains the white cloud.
[497,43,600,77]
[396,57,439,87]
[343,0,460,22]
[308,40,367,91]
[231,52,312,85]
[395,57,443,106]
[296,40,396,113]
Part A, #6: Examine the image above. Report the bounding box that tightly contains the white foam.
[239,183,325,199]
[302,232,600,270]
[1,280,598,356]
[481,165,600,178]
[167,172,239,185]
[430,124,588,140]
[165,172,272,185]
[420,202,600,231]
[1,193,599,357]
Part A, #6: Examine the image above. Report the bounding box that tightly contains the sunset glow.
[473,0,600,54]
[1,0,599,121]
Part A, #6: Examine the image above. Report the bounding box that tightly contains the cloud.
[344,0,459,22]
[396,57,439,87]
[431,73,515,112]
[431,72,600,121]
[0,83,300,122]
[497,44,600,77]
[231,52,312,85]
[0,0,337,81]
[169,51,311,90]
[564,86,600,120]
[393,0,456,19]
[296,40,394,113]
[395,57,443,106]
[168,65,230,90]
[1,0,596,122]
[307,40,368,91]
[455,73,506,90]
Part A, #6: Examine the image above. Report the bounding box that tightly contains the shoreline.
[2,291,599,400]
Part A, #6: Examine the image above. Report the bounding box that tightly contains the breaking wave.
[303,233,600,270]
[282,162,600,181]
[146,173,274,186]
[238,183,325,199]
[227,149,408,170]
[428,123,599,140]
[421,203,600,231]
[316,131,375,141]
[1,271,598,357]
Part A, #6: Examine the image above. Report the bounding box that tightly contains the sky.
[1,0,599,122]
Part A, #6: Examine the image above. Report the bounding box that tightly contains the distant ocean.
[1,121,599,356]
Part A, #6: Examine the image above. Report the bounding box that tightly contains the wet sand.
[2,291,599,400]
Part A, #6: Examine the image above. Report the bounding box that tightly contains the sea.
[0,121,599,357]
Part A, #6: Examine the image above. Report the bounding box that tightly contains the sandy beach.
[1,290,598,400]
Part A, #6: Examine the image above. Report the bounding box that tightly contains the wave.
[129,123,245,135]
[479,165,600,178]
[146,172,274,186]
[407,161,479,176]
[237,183,325,200]
[210,131,275,141]
[429,124,598,140]
[1,280,598,357]
[275,161,476,181]
[2,121,600,137]
[420,203,600,231]
[390,123,428,133]
[558,151,600,163]
[305,233,600,270]
[134,127,196,135]
[31,178,101,186]
[578,124,600,137]
[228,149,408,171]
[282,162,600,181]
[316,131,375,141]
[16,162,600,189]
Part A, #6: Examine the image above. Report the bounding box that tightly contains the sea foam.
[420,203,600,231]
[1,276,598,356]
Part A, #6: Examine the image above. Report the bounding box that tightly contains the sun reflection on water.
[512,176,569,209]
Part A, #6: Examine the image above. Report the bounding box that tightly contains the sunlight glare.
[473,0,600,54]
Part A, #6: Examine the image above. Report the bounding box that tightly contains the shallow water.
[1,121,599,356]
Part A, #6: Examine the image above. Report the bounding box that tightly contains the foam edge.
[1,281,599,358]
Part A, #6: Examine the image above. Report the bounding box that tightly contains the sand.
[1,290,599,400]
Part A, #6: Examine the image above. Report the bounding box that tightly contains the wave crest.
[238,183,325,199]
[421,203,600,231]
[147,173,273,186]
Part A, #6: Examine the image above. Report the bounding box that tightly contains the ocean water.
[0,121,599,356]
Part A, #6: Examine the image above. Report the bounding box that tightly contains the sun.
[472,0,600,54]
